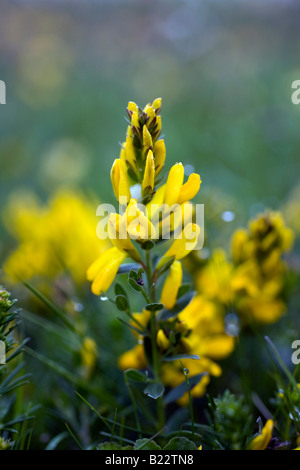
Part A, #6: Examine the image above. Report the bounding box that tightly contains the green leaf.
[145,303,164,311]
[129,270,139,281]
[22,281,75,332]
[155,256,175,278]
[114,283,128,299]
[97,441,124,450]
[164,373,207,404]
[162,354,200,362]
[144,382,165,399]
[163,437,198,451]
[158,291,196,320]
[115,295,129,311]
[141,240,155,250]
[45,432,68,450]
[128,278,141,292]
[134,439,161,450]
[125,369,148,382]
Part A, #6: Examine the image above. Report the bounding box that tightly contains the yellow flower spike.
[156,329,170,350]
[160,261,183,309]
[142,150,155,196]
[152,97,162,113]
[248,419,274,450]
[178,173,201,205]
[107,213,141,262]
[153,139,166,175]
[127,101,138,115]
[110,159,131,203]
[164,162,185,207]
[142,125,153,159]
[89,247,127,295]
[156,223,200,270]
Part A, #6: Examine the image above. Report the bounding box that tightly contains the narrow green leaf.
[162,354,200,362]
[22,281,75,332]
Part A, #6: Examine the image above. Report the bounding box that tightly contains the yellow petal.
[131,111,140,129]
[160,261,183,309]
[142,150,155,195]
[153,139,166,175]
[110,159,131,203]
[248,420,274,450]
[178,173,201,205]
[127,101,138,114]
[156,223,200,270]
[108,213,141,262]
[142,125,153,159]
[156,329,170,350]
[164,163,184,207]
[87,247,119,281]
[125,134,138,174]
[91,248,126,294]
[152,97,162,112]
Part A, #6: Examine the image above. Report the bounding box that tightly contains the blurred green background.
[1,0,300,252]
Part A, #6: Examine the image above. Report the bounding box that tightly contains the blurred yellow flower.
[3,189,110,284]
[80,337,98,379]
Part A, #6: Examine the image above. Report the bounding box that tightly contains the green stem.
[145,249,165,430]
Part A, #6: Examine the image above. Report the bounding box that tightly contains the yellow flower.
[153,139,166,175]
[142,125,153,160]
[156,329,170,351]
[107,212,141,262]
[160,261,183,309]
[156,223,201,271]
[164,162,201,207]
[248,420,274,450]
[142,150,155,196]
[110,158,131,203]
[3,190,110,284]
[87,247,127,295]
[80,337,98,379]
[164,163,184,207]
[178,173,201,205]
[118,344,147,370]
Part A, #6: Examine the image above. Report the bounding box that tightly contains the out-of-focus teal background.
[1,0,300,252]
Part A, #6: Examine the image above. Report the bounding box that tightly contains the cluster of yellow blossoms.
[3,190,110,284]
[87,98,201,295]
[195,211,294,325]
[87,98,235,404]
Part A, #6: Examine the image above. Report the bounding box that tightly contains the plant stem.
[145,249,165,430]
